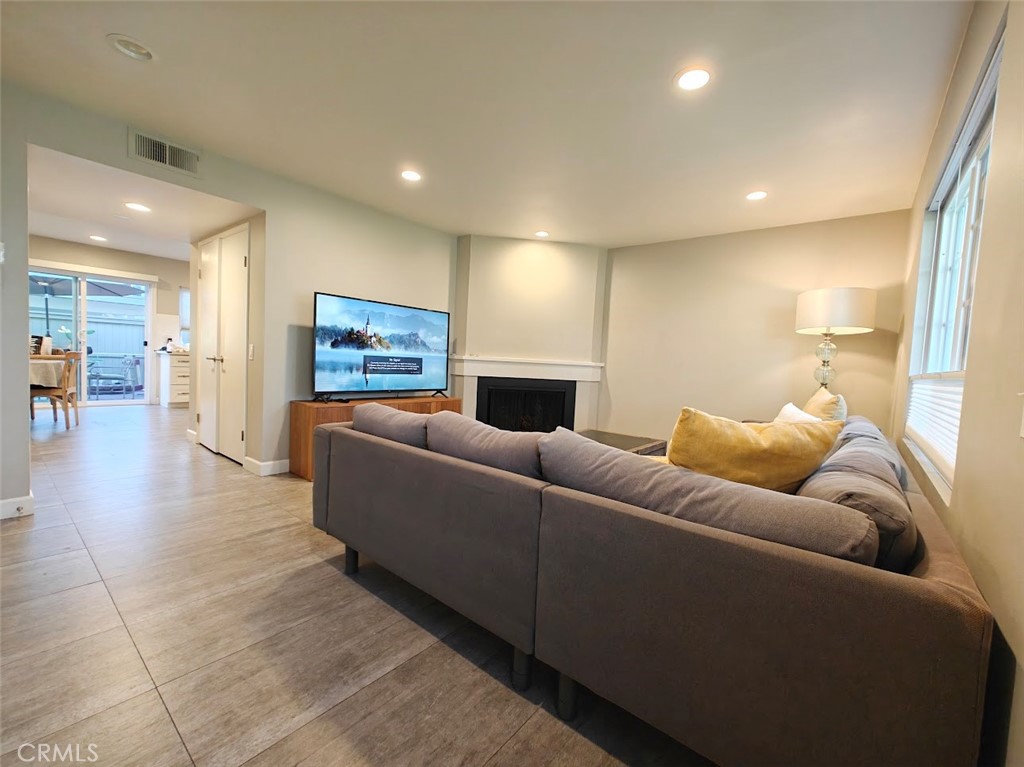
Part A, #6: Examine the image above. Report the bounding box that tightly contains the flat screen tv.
[313,292,450,396]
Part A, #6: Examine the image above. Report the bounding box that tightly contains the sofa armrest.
[906,491,987,603]
[535,486,992,767]
[312,422,352,531]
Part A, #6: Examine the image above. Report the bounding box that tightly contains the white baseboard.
[243,457,291,477]
[186,428,197,444]
[1,493,34,520]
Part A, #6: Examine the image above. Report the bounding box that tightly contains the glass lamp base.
[815,339,837,363]
[814,365,836,387]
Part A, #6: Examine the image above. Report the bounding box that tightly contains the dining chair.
[35,351,81,429]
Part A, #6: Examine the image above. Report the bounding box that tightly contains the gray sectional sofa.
[312,405,993,767]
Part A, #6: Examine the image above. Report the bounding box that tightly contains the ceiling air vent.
[128,128,201,176]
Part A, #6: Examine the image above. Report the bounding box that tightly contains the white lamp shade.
[795,287,876,335]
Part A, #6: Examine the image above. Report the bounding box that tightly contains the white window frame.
[918,116,992,376]
[905,33,1002,493]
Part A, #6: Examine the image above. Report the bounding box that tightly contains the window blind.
[905,374,964,485]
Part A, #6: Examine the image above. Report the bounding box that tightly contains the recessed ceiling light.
[106,33,154,62]
[675,68,711,91]
[401,170,422,182]
[745,191,768,201]
[124,202,151,212]
[535,231,550,238]
[89,235,108,242]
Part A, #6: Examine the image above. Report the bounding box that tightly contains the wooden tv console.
[289,397,463,480]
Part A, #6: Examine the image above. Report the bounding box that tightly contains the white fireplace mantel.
[449,354,604,383]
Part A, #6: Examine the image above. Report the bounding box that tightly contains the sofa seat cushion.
[540,427,878,564]
[667,408,843,492]
[427,410,543,479]
[799,422,918,572]
[352,402,428,448]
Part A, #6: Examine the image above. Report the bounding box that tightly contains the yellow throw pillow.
[803,388,848,421]
[667,408,843,492]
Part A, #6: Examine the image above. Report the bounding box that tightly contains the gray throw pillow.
[799,437,918,572]
[426,410,543,479]
[538,427,878,565]
[351,402,428,448]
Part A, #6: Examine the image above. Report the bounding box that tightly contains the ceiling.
[27,146,261,260]
[2,2,971,248]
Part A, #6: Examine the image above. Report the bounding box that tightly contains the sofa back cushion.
[540,428,878,565]
[798,425,918,572]
[427,410,543,479]
[835,416,909,489]
[667,408,843,492]
[352,402,428,448]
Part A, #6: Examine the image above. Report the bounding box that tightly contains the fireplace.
[476,377,576,432]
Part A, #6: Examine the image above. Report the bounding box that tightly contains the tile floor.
[1,405,710,766]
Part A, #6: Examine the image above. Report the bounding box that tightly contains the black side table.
[576,429,667,457]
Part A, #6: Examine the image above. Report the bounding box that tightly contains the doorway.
[29,269,151,405]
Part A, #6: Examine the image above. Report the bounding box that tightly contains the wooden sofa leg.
[512,647,532,691]
[344,547,359,574]
[557,673,578,721]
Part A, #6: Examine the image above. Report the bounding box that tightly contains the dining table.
[29,354,67,388]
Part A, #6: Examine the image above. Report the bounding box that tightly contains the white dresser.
[158,352,191,408]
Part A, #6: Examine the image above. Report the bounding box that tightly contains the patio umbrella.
[29,275,144,335]
[28,275,144,298]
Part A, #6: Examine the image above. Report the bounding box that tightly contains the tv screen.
[313,292,450,396]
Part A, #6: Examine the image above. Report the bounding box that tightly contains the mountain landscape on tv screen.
[314,324,436,353]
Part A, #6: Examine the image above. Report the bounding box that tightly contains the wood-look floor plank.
[103,525,344,623]
[128,559,415,685]
[0,690,192,767]
[481,708,581,767]
[0,626,154,754]
[87,508,303,579]
[243,624,533,767]
[67,486,278,531]
[1,581,123,666]
[160,597,464,767]
[485,690,713,767]
[0,504,72,537]
[0,523,85,566]
[0,549,100,606]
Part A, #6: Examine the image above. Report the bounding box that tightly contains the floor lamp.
[795,287,876,388]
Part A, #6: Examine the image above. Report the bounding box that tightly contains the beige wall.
[29,235,189,317]
[892,4,1024,763]
[455,235,608,361]
[600,210,909,441]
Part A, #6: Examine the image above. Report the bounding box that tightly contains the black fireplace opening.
[476,377,576,432]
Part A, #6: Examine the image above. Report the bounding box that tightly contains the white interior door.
[216,228,249,464]
[197,238,221,452]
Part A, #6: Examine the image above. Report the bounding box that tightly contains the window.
[905,40,1001,489]
[179,288,191,346]
[921,119,991,375]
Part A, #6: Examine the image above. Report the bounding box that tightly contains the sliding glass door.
[28,269,150,405]
[83,278,148,402]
